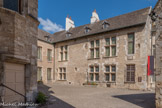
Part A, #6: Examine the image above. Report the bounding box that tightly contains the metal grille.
[3,0,19,12]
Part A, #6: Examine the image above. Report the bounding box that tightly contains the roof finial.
[67,15,69,18]
[93,9,96,13]
[70,16,72,20]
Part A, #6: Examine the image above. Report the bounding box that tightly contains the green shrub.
[83,82,98,85]
[36,92,47,104]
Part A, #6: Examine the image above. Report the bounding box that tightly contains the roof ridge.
[53,7,150,35]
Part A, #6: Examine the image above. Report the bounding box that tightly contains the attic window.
[66,32,72,37]
[44,35,50,42]
[84,26,91,33]
[102,21,110,29]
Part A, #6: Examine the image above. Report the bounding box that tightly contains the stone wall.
[54,14,152,90]
[153,0,162,107]
[0,0,39,103]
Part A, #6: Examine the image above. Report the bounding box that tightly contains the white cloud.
[38,17,64,33]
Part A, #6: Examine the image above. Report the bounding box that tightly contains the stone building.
[37,29,54,83]
[50,7,154,90]
[151,0,162,107]
[0,0,39,103]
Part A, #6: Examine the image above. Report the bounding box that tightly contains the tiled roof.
[52,7,151,43]
[38,29,53,43]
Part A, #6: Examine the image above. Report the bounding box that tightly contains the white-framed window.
[90,40,100,59]
[89,66,99,81]
[59,67,66,80]
[105,37,116,57]
[105,65,116,82]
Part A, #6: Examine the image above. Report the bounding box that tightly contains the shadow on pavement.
[113,93,155,108]
[38,83,75,108]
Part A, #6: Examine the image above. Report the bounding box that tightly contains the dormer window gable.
[66,32,72,38]
[102,21,110,29]
[84,26,91,33]
[44,35,51,42]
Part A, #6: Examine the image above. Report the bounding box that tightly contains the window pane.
[61,53,63,61]
[90,67,94,72]
[112,74,116,81]
[95,66,99,72]
[63,68,66,73]
[106,47,110,57]
[112,66,116,72]
[95,74,99,81]
[37,67,42,81]
[96,48,100,58]
[61,46,63,51]
[106,66,110,72]
[96,40,100,47]
[91,41,94,48]
[4,0,19,12]
[128,42,134,54]
[112,46,116,56]
[47,68,51,80]
[63,73,66,80]
[126,65,135,82]
[111,37,116,44]
[106,38,110,45]
[60,68,62,73]
[90,74,94,81]
[128,34,134,54]
[47,49,52,61]
[65,52,68,60]
[105,74,109,81]
[60,73,62,80]
[38,47,42,60]
[91,49,94,58]
[65,45,68,51]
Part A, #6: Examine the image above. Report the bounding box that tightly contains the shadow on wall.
[38,83,75,108]
[113,93,155,108]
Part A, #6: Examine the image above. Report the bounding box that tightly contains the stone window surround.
[127,32,135,56]
[104,65,116,82]
[125,64,136,83]
[59,45,68,62]
[89,40,100,59]
[59,67,67,80]
[89,65,100,82]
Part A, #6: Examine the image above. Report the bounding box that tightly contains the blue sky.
[38,0,157,34]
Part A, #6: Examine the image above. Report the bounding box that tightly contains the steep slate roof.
[52,7,151,43]
[38,29,53,44]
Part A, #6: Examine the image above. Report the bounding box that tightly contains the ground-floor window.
[59,67,66,80]
[37,67,42,81]
[47,68,52,80]
[105,65,116,82]
[126,64,135,82]
[89,66,99,81]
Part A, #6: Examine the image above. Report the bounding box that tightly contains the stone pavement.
[38,83,155,108]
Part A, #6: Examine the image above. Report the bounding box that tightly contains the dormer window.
[66,32,72,38]
[44,35,50,42]
[84,26,91,33]
[3,0,22,14]
[102,21,110,29]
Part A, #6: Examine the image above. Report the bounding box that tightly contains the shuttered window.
[126,65,135,82]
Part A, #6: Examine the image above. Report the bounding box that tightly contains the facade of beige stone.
[151,0,162,108]
[0,0,39,103]
[49,7,155,90]
[37,29,54,83]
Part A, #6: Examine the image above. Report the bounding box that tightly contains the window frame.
[125,64,135,83]
[128,33,135,55]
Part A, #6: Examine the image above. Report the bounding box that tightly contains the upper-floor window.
[128,33,135,54]
[105,37,116,57]
[47,49,52,61]
[60,45,68,61]
[102,21,109,29]
[90,40,100,59]
[3,0,22,13]
[38,46,42,60]
[85,26,91,33]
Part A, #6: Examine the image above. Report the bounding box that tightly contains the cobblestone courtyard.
[38,83,155,108]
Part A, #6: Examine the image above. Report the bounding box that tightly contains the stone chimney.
[91,9,100,24]
[66,15,75,31]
